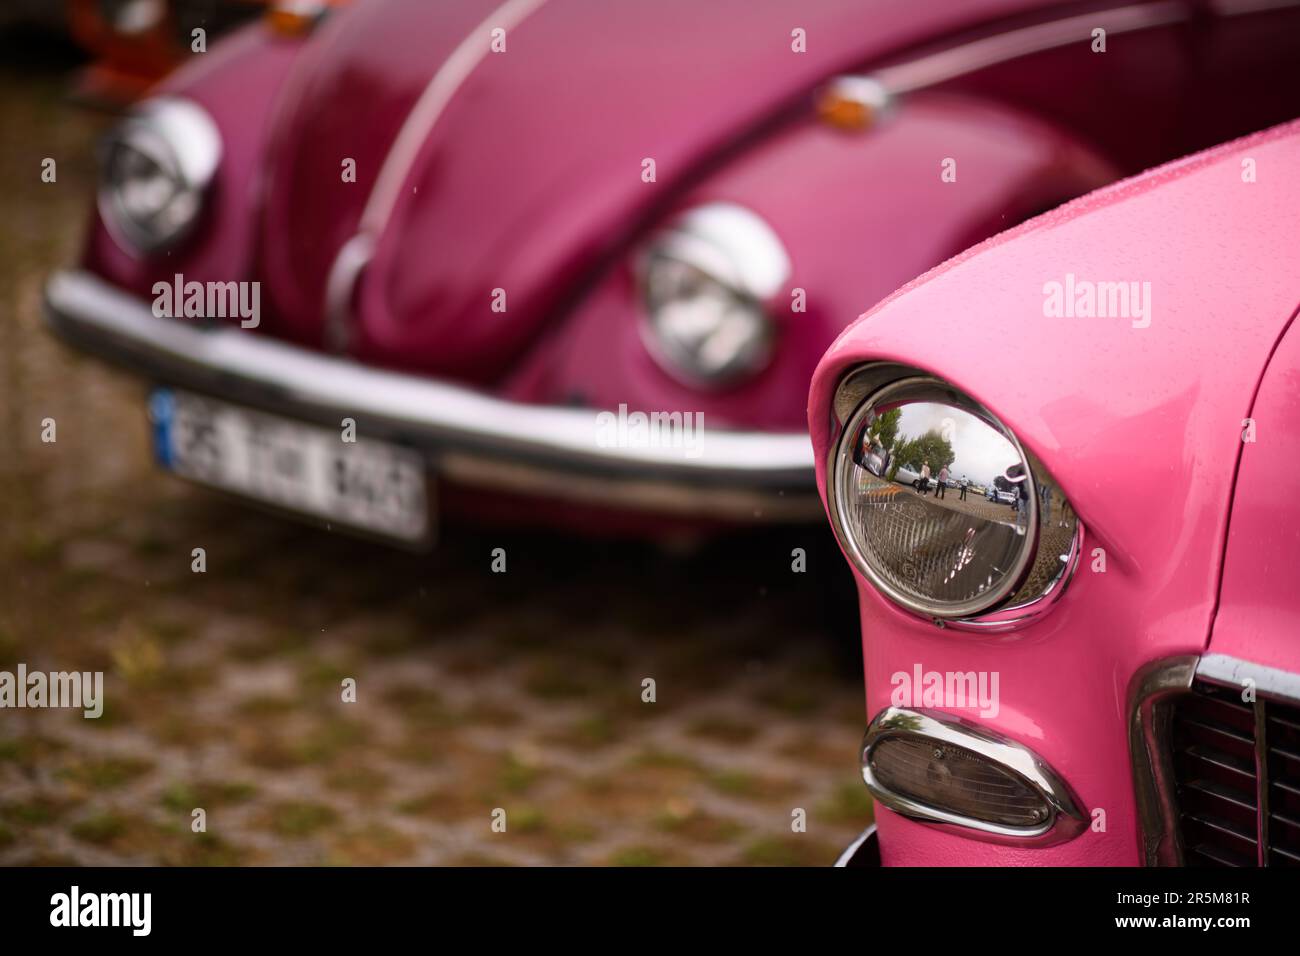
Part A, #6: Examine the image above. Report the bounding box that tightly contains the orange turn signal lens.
[817,93,873,131]
[816,76,891,132]
[266,1,333,37]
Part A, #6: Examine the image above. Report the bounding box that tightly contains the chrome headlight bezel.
[827,363,1083,631]
[97,97,222,256]
[636,202,789,388]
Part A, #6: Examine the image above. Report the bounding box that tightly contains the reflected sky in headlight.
[882,403,1020,487]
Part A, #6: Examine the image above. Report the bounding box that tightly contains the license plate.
[149,388,430,544]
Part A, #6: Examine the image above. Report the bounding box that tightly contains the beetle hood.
[256,0,1046,381]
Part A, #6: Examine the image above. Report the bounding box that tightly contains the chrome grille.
[1170,680,1300,866]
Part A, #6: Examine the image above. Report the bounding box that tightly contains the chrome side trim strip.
[44,269,819,517]
[872,2,1188,96]
[1127,655,1197,866]
[326,0,547,350]
[358,0,547,238]
[322,232,374,354]
[1196,653,1300,704]
[837,0,1300,107]
[860,707,1087,846]
[1211,0,1300,16]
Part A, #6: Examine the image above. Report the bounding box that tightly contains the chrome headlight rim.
[828,362,1083,630]
[636,202,789,389]
[97,97,222,256]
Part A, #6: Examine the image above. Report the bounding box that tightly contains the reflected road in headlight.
[830,369,1081,626]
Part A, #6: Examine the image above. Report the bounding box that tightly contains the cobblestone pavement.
[0,46,871,866]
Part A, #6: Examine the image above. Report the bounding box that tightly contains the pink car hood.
[811,118,1300,658]
[256,0,1056,379]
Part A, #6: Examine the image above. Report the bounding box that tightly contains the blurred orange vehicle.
[66,0,346,102]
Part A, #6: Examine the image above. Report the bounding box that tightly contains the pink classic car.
[815,117,1300,867]
[44,0,1300,544]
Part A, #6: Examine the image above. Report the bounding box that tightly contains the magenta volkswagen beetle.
[45,0,1300,543]
[813,117,1300,867]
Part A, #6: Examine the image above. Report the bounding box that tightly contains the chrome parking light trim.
[44,269,819,519]
[861,707,1087,846]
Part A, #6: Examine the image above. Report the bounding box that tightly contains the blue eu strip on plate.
[148,387,175,469]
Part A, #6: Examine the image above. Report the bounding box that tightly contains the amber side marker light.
[815,76,892,132]
[266,0,338,36]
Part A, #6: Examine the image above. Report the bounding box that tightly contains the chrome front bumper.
[44,270,820,520]
[834,824,880,867]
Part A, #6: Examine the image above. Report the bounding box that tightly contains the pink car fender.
[83,26,304,298]
[808,119,1300,865]
[1209,323,1300,673]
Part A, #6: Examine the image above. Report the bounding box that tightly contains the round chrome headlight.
[98,98,221,255]
[828,366,1081,627]
[638,203,789,387]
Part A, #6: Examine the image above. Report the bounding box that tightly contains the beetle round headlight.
[638,203,789,387]
[98,98,221,255]
[829,367,1081,625]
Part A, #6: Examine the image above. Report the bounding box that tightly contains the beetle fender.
[513,92,1119,431]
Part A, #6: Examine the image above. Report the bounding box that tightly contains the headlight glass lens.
[832,375,1048,620]
[104,138,190,236]
[642,250,772,383]
[98,98,220,254]
[638,203,788,387]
